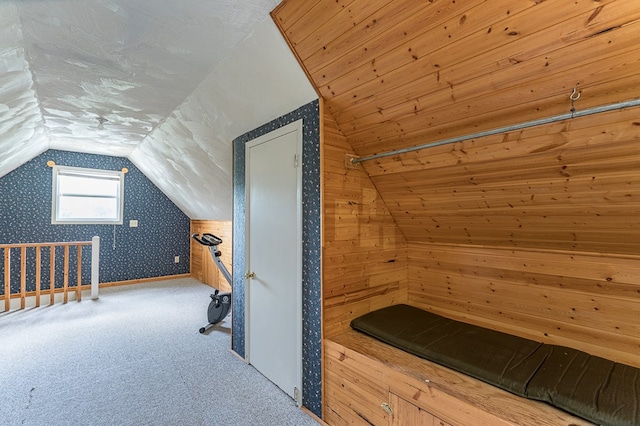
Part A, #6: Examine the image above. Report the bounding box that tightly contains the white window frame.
[51,165,125,225]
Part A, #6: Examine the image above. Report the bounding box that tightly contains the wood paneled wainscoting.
[190,220,232,292]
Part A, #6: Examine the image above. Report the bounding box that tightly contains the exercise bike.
[191,233,233,334]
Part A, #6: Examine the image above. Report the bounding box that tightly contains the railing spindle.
[35,247,41,308]
[3,248,10,311]
[63,245,69,304]
[20,247,26,309]
[50,245,56,305]
[76,245,82,302]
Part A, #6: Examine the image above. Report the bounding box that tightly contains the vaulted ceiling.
[0,0,316,219]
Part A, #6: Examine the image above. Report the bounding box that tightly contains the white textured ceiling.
[0,0,317,219]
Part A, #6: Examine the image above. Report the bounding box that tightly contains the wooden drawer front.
[390,393,451,426]
[324,340,390,425]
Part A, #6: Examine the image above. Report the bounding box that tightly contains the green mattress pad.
[350,304,639,426]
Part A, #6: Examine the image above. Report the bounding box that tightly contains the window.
[52,165,124,225]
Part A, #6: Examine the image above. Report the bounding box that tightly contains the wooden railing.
[1,237,100,312]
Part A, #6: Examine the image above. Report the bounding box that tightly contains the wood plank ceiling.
[273,0,640,255]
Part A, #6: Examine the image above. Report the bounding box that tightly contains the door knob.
[244,271,256,279]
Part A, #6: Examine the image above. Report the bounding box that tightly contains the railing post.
[91,236,100,300]
[76,245,82,302]
[3,248,10,311]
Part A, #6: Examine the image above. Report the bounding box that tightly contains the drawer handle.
[381,402,393,415]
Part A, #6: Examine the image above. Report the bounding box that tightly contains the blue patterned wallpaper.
[0,150,190,293]
[232,100,322,417]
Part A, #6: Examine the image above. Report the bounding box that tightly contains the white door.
[245,120,302,404]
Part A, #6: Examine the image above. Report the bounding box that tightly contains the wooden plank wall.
[376,108,640,369]
[190,220,232,292]
[274,0,640,370]
[368,108,640,254]
[367,108,640,255]
[322,110,408,339]
[370,101,640,370]
[409,244,640,369]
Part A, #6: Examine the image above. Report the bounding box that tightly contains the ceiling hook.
[569,87,581,101]
[569,87,581,118]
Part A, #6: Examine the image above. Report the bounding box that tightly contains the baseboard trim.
[98,273,192,288]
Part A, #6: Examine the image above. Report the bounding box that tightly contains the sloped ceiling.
[0,0,317,220]
[273,0,640,254]
[274,0,640,157]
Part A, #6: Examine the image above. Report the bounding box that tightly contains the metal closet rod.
[350,97,640,164]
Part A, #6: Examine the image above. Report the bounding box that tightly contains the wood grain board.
[190,220,232,292]
[322,109,408,339]
[274,0,640,156]
[408,243,640,368]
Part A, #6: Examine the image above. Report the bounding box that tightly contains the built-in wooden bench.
[324,330,593,426]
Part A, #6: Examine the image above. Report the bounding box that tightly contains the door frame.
[244,119,303,405]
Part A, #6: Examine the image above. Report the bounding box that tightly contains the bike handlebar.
[191,233,223,246]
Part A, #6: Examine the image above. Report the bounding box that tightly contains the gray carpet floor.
[0,278,319,426]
